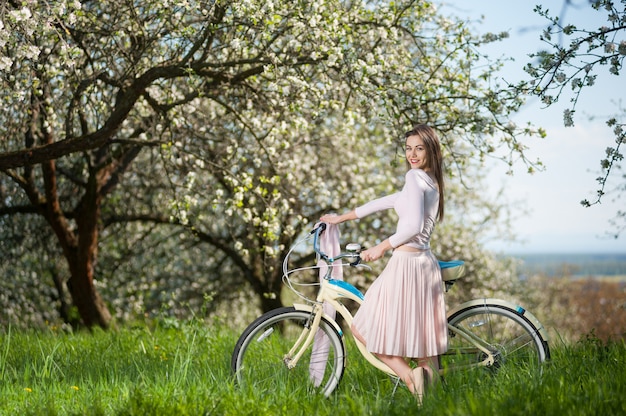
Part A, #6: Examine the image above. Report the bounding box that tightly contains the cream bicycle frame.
[274,223,549,384]
[283,270,501,378]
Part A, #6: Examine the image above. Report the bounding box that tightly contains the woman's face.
[405,134,429,171]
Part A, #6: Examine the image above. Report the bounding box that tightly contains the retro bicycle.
[231,224,550,397]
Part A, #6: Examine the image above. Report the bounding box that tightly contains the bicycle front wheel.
[231,307,346,397]
[444,302,550,372]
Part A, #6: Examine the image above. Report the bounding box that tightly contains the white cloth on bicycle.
[310,221,343,386]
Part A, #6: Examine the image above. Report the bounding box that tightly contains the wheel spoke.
[443,304,549,372]
[232,307,345,397]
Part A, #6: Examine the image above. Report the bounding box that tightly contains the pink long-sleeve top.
[355,169,439,250]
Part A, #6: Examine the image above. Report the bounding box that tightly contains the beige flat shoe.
[409,367,424,405]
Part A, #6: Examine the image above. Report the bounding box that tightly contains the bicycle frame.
[279,224,549,380]
[285,273,505,378]
[232,224,550,399]
[287,276,395,375]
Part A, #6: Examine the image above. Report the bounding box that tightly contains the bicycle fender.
[447,298,549,341]
[293,303,343,336]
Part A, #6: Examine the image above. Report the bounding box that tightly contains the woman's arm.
[320,210,357,224]
[319,210,391,262]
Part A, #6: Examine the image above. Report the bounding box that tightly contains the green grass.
[1,320,625,415]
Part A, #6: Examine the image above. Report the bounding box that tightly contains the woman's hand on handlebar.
[320,214,342,224]
[360,239,392,262]
[320,210,357,225]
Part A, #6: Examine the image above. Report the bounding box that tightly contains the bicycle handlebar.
[311,223,362,267]
[311,223,327,259]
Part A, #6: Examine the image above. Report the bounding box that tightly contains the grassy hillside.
[1,320,625,415]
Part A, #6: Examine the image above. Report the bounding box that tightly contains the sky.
[436,0,625,254]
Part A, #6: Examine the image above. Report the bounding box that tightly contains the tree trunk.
[50,266,81,328]
[46,214,113,329]
[42,210,113,329]
[66,259,112,328]
[65,167,113,328]
[38,156,113,329]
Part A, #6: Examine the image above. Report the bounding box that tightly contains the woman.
[320,124,447,402]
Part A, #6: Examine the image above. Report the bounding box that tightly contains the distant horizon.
[483,232,624,256]
[503,251,626,256]
[503,251,626,277]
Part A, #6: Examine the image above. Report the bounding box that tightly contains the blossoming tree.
[0,0,540,327]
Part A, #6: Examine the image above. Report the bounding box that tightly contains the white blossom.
[0,57,13,71]
[10,7,32,22]
[563,109,575,127]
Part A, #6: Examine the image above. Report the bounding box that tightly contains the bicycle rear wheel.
[443,303,550,372]
[231,307,346,397]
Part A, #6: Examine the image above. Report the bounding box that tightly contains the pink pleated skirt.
[352,250,448,358]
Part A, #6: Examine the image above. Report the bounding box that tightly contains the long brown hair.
[404,125,445,221]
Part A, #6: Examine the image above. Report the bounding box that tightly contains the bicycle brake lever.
[350,256,372,270]
[349,257,361,267]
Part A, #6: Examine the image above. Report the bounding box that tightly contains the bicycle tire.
[231,307,346,397]
[444,303,550,372]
